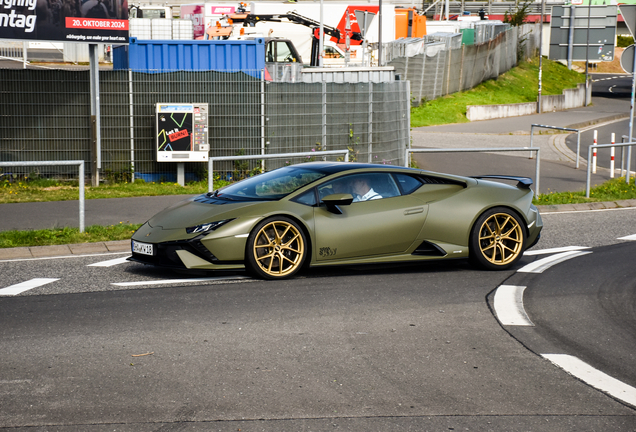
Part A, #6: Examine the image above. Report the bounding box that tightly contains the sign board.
[156,104,209,162]
[621,44,635,73]
[619,4,636,37]
[549,5,617,62]
[0,0,128,43]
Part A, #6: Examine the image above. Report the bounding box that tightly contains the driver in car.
[351,176,382,202]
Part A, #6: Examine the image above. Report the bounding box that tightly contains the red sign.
[168,129,189,142]
[66,17,129,30]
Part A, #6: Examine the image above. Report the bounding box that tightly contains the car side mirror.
[322,193,353,214]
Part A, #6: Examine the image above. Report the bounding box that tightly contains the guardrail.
[207,150,349,193]
[405,147,541,198]
[531,124,581,168]
[0,160,86,232]
[586,141,636,198]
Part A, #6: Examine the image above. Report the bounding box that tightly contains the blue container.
[114,37,265,75]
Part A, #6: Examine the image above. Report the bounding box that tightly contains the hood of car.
[147,194,264,230]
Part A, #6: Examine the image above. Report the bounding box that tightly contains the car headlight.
[186,219,234,234]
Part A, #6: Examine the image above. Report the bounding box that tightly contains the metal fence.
[0,68,410,182]
[387,23,540,106]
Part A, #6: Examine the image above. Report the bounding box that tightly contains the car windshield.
[214,166,326,200]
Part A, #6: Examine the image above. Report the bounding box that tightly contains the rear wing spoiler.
[471,175,533,189]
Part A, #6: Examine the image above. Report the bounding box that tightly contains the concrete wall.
[466,82,591,121]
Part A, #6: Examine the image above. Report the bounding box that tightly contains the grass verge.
[410,57,586,127]
[0,223,142,249]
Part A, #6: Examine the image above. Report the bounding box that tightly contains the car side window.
[393,174,424,195]
[318,173,400,203]
[292,189,317,206]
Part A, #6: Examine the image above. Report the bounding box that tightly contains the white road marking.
[0,278,60,296]
[87,256,131,267]
[518,250,592,273]
[524,246,590,256]
[493,285,534,326]
[618,234,636,241]
[0,251,130,264]
[112,275,251,287]
[542,354,636,408]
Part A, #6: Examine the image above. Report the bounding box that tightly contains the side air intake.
[412,241,447,257]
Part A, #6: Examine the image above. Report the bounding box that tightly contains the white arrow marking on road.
[111,275,251,287]
[518,250,592,273]
[87,256,131,267]
[0,278,60,296]
[493,285,534,326]
[542,354,636,408]
[618,234,636,241]
[524,246,590,256]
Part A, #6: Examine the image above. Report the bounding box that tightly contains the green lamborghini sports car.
[130,162,542,279]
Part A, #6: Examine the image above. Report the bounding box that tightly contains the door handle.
[404,207,424,215]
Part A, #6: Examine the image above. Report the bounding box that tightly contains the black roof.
[298,161,419,175]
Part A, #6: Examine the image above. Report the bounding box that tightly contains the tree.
[503,0,533,27]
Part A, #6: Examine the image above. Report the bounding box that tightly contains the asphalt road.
[1,205,635,430]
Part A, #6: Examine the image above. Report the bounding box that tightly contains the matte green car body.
[130,162,542,275]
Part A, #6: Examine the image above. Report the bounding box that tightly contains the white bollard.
[610,133,615,179]
[592,130,598,174]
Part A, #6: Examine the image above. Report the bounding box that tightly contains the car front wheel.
[469,207,525,270]
[246,216,307,279]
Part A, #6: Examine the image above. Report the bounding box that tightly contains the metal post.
[89,44,101,187]
[79,161,85,233]
[322,81,327,150]
[378,0,383,66]
[128,69,135,182]
[567,5,575,69]
[576,130,581,169]
[319,0,324,67]
[537,0,545,113]
[629,51,636,184]
[261,69,266,173]
[368,82,373,163]
[584,4,592,106]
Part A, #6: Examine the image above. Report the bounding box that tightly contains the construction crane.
[228,11,364,66]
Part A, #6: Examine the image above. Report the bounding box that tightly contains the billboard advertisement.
[0,0,129,43]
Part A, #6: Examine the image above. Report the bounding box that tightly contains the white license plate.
[132,240,154,256]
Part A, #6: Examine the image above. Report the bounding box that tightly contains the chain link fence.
[0,68,410,182]
[386,23,540,106]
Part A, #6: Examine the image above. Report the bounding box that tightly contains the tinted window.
[292,190,317,206]
[394,174,423,195]
[318,173,400,202]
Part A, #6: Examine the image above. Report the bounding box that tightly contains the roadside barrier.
[530,124,581,168]
[207,150,349,193]
[0,160,86,232]
[405,147,541,198]
[586,141,636,198]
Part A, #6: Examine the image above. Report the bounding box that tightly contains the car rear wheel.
[469,207,525,270]
[246,216,307,279]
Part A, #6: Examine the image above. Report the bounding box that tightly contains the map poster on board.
[156,103,209,162]
[0,0,129,43]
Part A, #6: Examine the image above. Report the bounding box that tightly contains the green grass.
[0,177,228,204]
[533,177,636,206]
[411,57,586,127]
[0,223,142,249]
[0,56,632,248]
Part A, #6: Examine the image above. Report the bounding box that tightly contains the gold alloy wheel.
[478,212,523,265]
[253,220,305,277]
